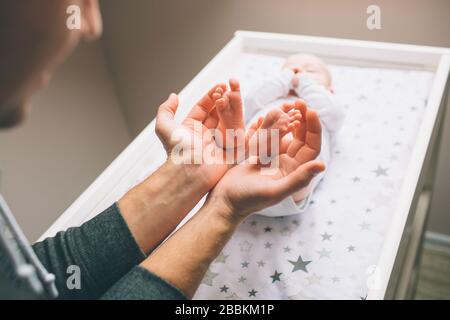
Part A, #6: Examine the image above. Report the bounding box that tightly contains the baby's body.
[244,54,345,217]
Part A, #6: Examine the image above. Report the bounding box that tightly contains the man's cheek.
[0,104,27,128]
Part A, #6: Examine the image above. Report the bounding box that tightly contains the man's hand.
[155,84,232,188]
[210,100,325,222]
[140,99,324,299]
[120,83,238,254]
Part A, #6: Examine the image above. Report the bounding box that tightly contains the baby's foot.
[212,79,245,149]
[248,107,295,161]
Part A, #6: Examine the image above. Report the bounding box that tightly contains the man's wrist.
[166,152,232,192]
[118,158,213,253]
[203,193,243,228]
[163,158,214,192]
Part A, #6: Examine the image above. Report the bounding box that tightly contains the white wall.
[100,0,450,236]
[0,42,131,241]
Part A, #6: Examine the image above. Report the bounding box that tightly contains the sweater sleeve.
[294,74,345,132]
[32,203,146,299]
[101,266,187,300]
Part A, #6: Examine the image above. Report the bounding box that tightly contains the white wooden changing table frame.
[40,31,450,300]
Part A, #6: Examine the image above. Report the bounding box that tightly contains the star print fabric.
[193,54,434,300]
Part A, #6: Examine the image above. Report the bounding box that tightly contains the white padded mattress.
[192,53,434,300]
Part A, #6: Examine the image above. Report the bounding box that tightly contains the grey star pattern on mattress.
[202,269,219,286]
[288,255,311,272]
[270,270,282,283]
[317,248,331,259]
[193,53,435,300]
[215,252,229,263]
[220,285,229,293]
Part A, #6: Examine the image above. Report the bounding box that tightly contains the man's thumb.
[157,93,179,120]
[156,93,179,136]
[274,160,325,199]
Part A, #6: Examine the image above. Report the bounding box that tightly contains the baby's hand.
[210,79,245,149]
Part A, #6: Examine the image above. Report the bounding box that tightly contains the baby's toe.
[277,116,292,136]
[227,91,242,107]
[215,97,229,112]
[208,83,226,100]
[262,108,283,128]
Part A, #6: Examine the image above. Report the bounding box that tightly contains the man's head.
[0,0,102,128]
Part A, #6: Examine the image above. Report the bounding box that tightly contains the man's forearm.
[140,195,239,298]
[118,160,211,254]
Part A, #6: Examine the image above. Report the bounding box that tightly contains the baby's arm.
[244,69,295,123]
[294,74,345,132]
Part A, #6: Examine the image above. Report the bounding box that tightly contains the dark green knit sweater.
[0,203,187,300]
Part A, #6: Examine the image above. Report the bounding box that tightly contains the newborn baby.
[243,54,346,217]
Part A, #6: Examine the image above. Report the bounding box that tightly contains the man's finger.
[293,99,307,140]
[157,93,178,119]
[273,160,325,200]
[304,109,322,153]
[203,107,219,129]
[286,138,305,158]
[290,109,322,164]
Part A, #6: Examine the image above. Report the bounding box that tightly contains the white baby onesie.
[244,69,345,217]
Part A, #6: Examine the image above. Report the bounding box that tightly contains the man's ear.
[81,0,102,40]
